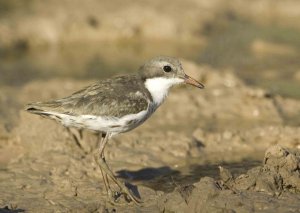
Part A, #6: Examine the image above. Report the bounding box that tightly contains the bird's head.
[138,56,204,89]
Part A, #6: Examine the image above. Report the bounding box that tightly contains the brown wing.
[26,75,150,118]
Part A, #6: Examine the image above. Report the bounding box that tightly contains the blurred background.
[1,0,300,97]
[1,2,300,211]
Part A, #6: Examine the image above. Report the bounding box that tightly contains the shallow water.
[198,19,300,99]
[0,41,202,87]
[1,20,300,99]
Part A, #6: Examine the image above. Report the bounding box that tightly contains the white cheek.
[145,77,184,105]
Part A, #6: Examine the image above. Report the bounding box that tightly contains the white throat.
[145,77,184,106]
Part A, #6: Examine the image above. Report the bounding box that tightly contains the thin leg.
[67,128,90,153]
[95,133,142,204]
[97,133,111,196]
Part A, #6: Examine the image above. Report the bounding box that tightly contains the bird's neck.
[144,77,184,106]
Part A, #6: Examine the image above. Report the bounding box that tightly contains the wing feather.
[26,75,149,118]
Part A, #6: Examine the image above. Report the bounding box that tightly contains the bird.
[25,56,204,204]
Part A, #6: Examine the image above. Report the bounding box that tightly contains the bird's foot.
[106,189,142,206]
[110,178,143,205]
[121,188,143,205]
[95,155,143,205]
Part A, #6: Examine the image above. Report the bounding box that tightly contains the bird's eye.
[163,65,172,72]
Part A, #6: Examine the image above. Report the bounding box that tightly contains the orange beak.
[183,74,205,89]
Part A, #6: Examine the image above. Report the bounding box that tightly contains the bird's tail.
[25,101,66,124]
[25,101,60,116]
[25,103,42,113]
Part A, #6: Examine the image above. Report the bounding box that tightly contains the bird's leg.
[97,133,112,197]
[67,128,90,153]
[95,133,142,204]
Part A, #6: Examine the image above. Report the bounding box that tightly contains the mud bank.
[0,60,300,212]
[159,145,300,213]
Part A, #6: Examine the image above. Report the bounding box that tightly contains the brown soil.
[0,60,299,212]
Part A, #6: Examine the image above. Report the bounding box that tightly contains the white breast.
[144,77,184,106]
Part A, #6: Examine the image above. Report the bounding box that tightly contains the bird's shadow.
[116,166,179,194]
[0,207,25,213]
[116,159,261,193]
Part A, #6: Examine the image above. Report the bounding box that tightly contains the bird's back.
[26,75,151,119]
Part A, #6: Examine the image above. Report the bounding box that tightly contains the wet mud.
[0,60,300,212]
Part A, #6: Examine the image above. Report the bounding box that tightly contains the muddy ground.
[0,60,299,212]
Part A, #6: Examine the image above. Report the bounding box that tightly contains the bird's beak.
[183,74,205,89]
